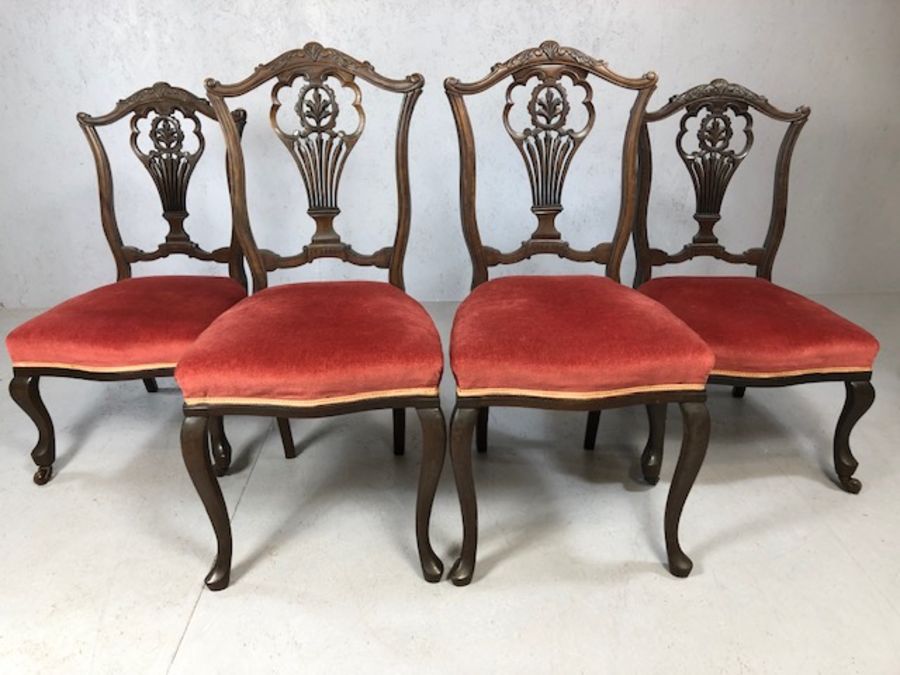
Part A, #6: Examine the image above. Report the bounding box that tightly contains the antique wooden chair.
[6,83,248,485]
[175,44,444,591]
[440,42,715,586]
[584,79,878,493]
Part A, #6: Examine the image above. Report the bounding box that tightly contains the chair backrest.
[632,79,810,286]
[445,41,657,288]
[78,82,248,286]
[205,43,424,293]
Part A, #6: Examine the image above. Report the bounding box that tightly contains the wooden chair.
[440,42,716,586]
[584,79,878,493]
[176,44,444,591]
[6,83,248,485]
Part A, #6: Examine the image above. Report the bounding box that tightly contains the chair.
[441,41,715,586]
[584,79,878,493]
[175,43,444,591]
[6,83,248,485]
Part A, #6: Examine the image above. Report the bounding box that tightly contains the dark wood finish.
[631,79,810,286]
[416,408,447,582]
[183,46,437,589]
[209,416,232,477]
[642,403,666,485]
[476,407,489,454]
[623,79,876,494]
[666,402,710,577]
[834,380,875,494]
[443,43,708,582]
[8,84,245,484]
[445,40,658,288]
[277,418,297,459]
[583,410,600,450]
[181,416,231,591]
[393,408,406,456]
[205,42,424,293]
[9,376,55,485]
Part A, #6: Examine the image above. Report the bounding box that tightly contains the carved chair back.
[205,43,425,293]
[445,41,658,288]
[632,79,810,286]
[78,82,248,287]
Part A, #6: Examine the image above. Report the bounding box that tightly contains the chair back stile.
[77,82,248,288]
[444,40,658,289]
[205,43,425,294]
[631,79,810,286]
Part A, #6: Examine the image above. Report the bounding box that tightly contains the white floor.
[0,294,897,673]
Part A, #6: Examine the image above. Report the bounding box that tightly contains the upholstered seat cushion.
[450,275,714,399]
[6,276,246,371]
[639,276,879,377]
[175,281,443,407]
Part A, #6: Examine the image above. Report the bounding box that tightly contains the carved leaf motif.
[535,88,563,125]
[304,89,332,126]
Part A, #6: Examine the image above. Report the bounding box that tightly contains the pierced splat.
[676,101,753,246]
[130,110,204,245]
[503,68,595,240]
[271,72,365,254]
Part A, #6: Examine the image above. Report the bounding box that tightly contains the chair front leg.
[834,380,875,494]
[142,378,159,393]
[393,408,406,456]
[731,386,746,398]
[415,407,446,582]
[664,400,710,578]
[182,416,232,591]
[9,375,56,485]
[583,410,601,450]
[642,403,667,485]
[448,407,478,586]
[209,416,232,477]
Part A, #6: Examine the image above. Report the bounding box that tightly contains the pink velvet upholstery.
[175,281,444,407]
[6,276,246,371]
[450,275,714,399]
[639,276,879,376]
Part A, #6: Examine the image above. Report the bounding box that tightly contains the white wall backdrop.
[1,0,898,308]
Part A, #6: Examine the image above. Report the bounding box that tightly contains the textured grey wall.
[1,0,898,307]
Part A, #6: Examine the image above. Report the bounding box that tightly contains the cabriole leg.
[9,375,55,485]
[834,380,875,494]
[642,404,666,485]
[182,416,231,591]
[448,407,478,586]
[664,401,710,578]
[393,408,406,456]
[583,410,600,451]
[209,416,232,477]
[415,407,447,582]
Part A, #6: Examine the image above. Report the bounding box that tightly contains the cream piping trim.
[711,366,872,378]
[456,382,706,400]
[13,361,176,373]
[184,386,440,408]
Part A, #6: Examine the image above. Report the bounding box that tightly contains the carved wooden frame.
[183,45,443,591]
[441,42,710,585]
[10,82,246,486]
[585,79,875,495]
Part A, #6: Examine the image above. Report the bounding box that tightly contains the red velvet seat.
[451,275,714,399]
[7,276,246,372]
[176,281,443,407]
[640,277,879,377]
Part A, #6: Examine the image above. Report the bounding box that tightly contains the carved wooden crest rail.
[206,42,424,291]
[445,40,657,287]
[78,82,247,283]
[632,79,810,285]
